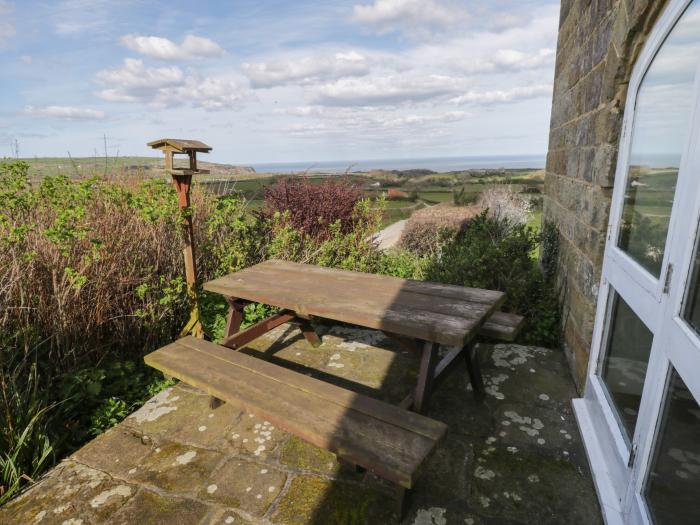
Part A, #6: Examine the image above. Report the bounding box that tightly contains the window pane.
[683,221,700,334]
[617,1,700,277]
[599,291,653,440]
[645,369,700,525]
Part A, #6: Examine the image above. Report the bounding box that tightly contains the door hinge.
[628,444,638,468]
[663,263,674,294]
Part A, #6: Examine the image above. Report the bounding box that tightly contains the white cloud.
[96,58,183,102]
[459,48,555,74]
[449,84,552,105]
[279,106,468,145]
[243,51,373,88]
[163,75,244,110]
[120,34,224,60]
[24,105,105,120]
[312,74,466,106]
[352,0,466,37]
[95,58,243,110]
[19,55,32,64]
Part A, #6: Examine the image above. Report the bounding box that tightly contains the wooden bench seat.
[478,311,525,342]
[145,336,447,491]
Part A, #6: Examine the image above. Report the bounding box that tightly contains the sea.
[249,154,546,174]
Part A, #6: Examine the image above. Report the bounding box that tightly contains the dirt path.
[374,219,407,251]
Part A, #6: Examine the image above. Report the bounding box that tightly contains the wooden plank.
[208,276,480,346]
[147,346,422,487]
[221,269,493,322]
[221,311,296,349]
[479,311,525,342]
[175,336,447,442]
[204,264,503,347]
[262,260,504,305]
[145,339,446,487]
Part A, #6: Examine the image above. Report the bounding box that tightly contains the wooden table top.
[204,260,505,347]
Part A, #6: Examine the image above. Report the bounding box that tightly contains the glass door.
[575,1,700,523]
[625,66,700,523]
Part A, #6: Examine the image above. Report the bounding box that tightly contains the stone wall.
[545,0,669,390]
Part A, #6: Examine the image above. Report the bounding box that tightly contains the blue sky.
[0,0,560,164]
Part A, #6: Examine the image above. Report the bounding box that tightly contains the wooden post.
[148,139,212,339]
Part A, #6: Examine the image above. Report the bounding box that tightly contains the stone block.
[132,442,225,494]
[271,475,396,525]
[198,458,287,516]
[109,489,209,525]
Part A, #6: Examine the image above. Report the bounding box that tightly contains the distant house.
[386,188,410,199]
[545,1,700,523]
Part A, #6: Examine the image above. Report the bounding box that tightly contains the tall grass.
[0,359,53,505]
[0,160,260,502]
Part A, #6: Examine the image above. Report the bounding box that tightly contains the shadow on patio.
[0,318,601,524]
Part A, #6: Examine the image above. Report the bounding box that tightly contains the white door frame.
[572,0,699,523]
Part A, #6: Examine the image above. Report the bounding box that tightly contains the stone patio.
[0,323,602,524]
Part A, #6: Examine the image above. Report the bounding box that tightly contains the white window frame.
[573,1,699,524]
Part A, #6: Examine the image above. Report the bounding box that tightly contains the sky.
[0,0,560,165]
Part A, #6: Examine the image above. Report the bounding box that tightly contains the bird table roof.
[147,139,212,153]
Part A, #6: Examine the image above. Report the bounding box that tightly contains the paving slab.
[0,324,602,525]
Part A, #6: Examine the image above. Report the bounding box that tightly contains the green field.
[17,156,545,229]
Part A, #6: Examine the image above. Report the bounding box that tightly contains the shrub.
[0,160,237,501]
[476,185,531,225]
[263,178,362,240]
[425,211,560,346]
[399,205,481,256]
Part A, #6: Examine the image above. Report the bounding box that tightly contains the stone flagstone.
[0,324,602,524]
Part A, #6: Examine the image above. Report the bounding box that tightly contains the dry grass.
[0,170,221,371]
[399,204,483,255]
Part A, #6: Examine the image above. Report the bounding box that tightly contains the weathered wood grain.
[479,311,525,342]
[145,336,447,488]
[204,260,504,347]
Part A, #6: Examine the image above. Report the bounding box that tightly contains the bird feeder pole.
[148,138,212,338]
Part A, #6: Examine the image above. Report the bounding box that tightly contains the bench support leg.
[224,298,245,338]
[338,457,365,474]
[297,318,322,348]
[211,298,246,408]
[413,341,439,413]
[465,342,485,403]
[397,487,413,522]
[209,396,224,409]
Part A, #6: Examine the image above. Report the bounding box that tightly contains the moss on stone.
[272,475,396,525]
[279,436,340,475]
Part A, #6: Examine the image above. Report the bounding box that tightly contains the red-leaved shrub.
[263,178,362,239]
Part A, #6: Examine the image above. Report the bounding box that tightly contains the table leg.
[298,319,322,348]
[396,487,413,522]
[464,342,485,403]
[224,298,245,339]
[211,298,245,409]
[413,341,439,413]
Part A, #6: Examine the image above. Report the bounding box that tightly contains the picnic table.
[145,260,523,519]
[203,259,509,411]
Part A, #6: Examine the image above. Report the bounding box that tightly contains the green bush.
[425,212,560,347]
[0,160,220,501]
